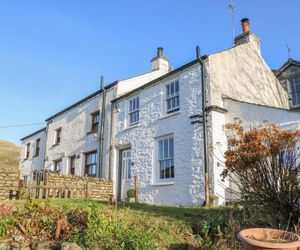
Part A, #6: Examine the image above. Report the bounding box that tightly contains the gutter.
[98,76,106,178]
[196,46,210,206]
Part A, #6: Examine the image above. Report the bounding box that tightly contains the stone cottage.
[20,18,300,206]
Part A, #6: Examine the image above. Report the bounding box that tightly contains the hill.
[0,140,20,167]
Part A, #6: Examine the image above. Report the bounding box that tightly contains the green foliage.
[126,189,135,198]
[76,203,156,249]
[0,217,14,238]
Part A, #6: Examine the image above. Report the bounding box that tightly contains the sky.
[0,0,299,145]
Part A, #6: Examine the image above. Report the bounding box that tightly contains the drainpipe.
[108,101,115,181]
[196,46,210,206]
[98,76,106,178]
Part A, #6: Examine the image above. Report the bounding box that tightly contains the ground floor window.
[157,136,174,180]
[85,151,97,177]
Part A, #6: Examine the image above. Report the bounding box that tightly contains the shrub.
[222,123,300,226]
[127,189,135,198]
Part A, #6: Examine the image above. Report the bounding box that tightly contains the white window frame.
[128,96,140,126]
[156,135,175,182]
[165,80,180,114]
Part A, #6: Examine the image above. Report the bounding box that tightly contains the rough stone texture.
[0,166,19,200]
[113,65,205,206]
[19,129,46,181]
[45,172,113,200]
[61,242,81,250]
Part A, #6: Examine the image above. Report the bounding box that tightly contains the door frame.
[117,147,131,201]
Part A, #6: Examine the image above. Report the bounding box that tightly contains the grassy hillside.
[0,140,20,167]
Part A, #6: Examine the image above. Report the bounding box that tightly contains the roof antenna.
[228,2,236,45]
[286,44,291,60]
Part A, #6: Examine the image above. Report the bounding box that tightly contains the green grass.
[0,140,20,167]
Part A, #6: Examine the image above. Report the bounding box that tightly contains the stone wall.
[45,172,113,201]
[0,166,19,200]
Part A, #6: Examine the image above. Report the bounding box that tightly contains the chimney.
[234,18,260,53]
[241,18,250,32]
[151,47,171,72]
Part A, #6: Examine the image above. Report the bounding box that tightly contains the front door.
[117,149,132,201]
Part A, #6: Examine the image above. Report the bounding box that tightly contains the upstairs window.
[34,138,40,157]
[166,80,180,113]
[128,96,139,126]
[54,159,62,172]
[69,156,76,175]
[290,76,300,106]
[85,151,97,177]
[25,143,30,159]
[157,136,174,180]
[91,111,100,133]
[55,128,62,145]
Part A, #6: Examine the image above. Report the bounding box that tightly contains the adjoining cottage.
[19,18,300,206]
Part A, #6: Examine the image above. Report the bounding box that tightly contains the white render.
[113,65,204,206]
[44,87,116,178]
[19,128,46,180]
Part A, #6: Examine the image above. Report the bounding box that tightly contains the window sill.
[86,131,98,135]
[122,123,139,132]
[159,111,181,120]
[152,182,174,187]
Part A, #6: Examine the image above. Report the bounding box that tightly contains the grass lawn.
[0,199,246,249]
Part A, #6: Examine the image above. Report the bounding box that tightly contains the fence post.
[134,175,138,203]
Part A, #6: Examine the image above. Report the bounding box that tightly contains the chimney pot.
[241,18,250,33]
[157,47,163,57]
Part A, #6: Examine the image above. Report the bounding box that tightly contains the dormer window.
[128,96,139,126]
[290,76,300,106]
[166,80,180,113]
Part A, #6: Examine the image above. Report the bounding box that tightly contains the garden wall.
[44,172,113,201]
[0,165,19,200]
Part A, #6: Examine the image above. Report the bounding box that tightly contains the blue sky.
[0,0,299,145]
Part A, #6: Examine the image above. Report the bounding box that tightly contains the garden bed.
[0,198,292,250]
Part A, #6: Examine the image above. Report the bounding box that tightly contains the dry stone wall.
[0,166,19,200]
[45,172,113,201]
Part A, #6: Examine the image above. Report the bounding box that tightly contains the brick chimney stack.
[234,18,260,54]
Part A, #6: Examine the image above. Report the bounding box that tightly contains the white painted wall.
[208,42,289,109]
[19,129,46,180]
[44,88,116,178]
[113,65,205,206]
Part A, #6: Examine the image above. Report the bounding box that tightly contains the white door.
[121,149,132,200]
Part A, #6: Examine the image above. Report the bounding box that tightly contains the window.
[32,171,37,181]
[91,111,100,132]
[34,138,40,157]
[55,128,62,145]
[69,156,76,175]
[25,143,30,159]
[128,96,139,126]
[122,149,132,180]
[85,151,97,177]
[54,159,62,172]
[166,80,180,113]
[157,136,174,180]
[290,76,300,106]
